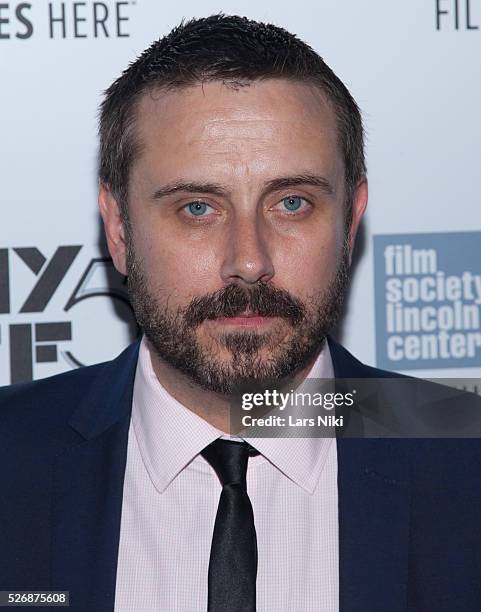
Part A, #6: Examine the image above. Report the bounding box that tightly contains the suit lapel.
[50,340,140,612]
[328,337,411,612]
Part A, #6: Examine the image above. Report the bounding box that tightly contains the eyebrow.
[262,174,334,198]
[151,174,334,201]
[152,181,227,200]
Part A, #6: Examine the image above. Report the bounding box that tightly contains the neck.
[146,339,323,434]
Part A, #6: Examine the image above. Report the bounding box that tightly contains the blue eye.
[281,196,305,212]
[186,201,211,216]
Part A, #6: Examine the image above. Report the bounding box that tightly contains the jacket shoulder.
[0,360,110,437]
[327,335,407,379]
[0,338,140,446]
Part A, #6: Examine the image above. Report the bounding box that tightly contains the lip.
[214,314,277,326]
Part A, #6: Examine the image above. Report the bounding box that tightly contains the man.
[1,13,481,612]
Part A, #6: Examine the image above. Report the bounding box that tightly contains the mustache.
[183,282,306,327]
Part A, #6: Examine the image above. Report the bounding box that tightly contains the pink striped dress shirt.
[114,336,339,611]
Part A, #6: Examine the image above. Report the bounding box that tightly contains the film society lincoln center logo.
[374,232,481,370]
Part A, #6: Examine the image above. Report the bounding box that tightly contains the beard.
[126,232,350,396]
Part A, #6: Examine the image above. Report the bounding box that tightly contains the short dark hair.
[99,13,366,225]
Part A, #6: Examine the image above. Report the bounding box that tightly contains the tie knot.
[201,439,257,487]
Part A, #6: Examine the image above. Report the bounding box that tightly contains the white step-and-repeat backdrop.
[1,0,480,385]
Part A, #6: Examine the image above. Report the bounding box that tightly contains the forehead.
[131,79,343,187]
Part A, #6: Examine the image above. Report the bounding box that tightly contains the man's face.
[101,79,367,394]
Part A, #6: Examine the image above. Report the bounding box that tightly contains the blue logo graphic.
[374,232,481,370]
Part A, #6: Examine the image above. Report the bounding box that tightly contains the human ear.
[98,183,128,276]
[347,177,368,264]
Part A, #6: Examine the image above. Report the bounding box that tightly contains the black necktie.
[201,439,259,612]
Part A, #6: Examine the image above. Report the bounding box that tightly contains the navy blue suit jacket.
[1,337,481,611]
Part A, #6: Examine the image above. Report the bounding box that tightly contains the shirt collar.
[132,337,220,494]
[132,335,334,495]
[241,339,335,494]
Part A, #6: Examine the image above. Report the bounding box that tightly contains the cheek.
[132,225,220,299]
[273,224,343,296]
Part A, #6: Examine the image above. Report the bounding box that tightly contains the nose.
[220,213,275,286]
